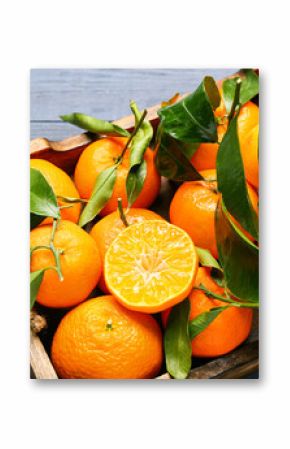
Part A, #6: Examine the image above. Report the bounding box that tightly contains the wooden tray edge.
[30,332,258,380]
[30,99,168,155]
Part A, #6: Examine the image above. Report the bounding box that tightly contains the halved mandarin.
[104,220,198,313]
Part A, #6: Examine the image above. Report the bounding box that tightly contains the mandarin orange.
[30,159,81,223]
[169,169,258,258]
[191,101,259,179]
[30,220,101,308]
[74,137,161,216]
[162,267,253,358]
[51,295,163,379]
[240,124,259,190]
[191,124,227,171]
[237,101,259,143]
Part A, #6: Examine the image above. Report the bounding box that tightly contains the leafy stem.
[59,205,74,210]
[50,217,58,241]
[78,104,150,227]
[30,245,50,256]
[57,195,88,204]
[196,284,259,308]
[41,265,60,275]
[227,78,242,123]
[30,219,64,281]
[118,109,147,160]
[49,219,64,281]
[117,198,129,227]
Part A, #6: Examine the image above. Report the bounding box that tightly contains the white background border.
[1,1,289,447]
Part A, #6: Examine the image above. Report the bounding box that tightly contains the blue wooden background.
[30,69,236,140]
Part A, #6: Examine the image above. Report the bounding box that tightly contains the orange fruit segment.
[90,208,164,293]
[104,220,198,313]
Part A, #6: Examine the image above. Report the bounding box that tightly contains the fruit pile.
[30,70,259,379]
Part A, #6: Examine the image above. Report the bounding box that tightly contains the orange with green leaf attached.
[30,220,101,308]
[74,137,161,216]
[169,169,258,258]
[30,159,81,224]
[191,100,259,189]
[162,267,253,358]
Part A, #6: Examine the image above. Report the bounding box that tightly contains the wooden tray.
[30,90,259,380]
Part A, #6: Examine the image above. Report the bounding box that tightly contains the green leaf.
[164,298,192,379]
[158,76,220,144]
[30,213,44,230]
[126,159,147,207]
[196,247,222,271]
[217,112,258,239]
[30,269,44,309]
[210,268,225,287]
[197,284,259,308]
[155,76,220,182]
[79,165,117,227]
[223,69,259,113]
[30,168,60,219]
[126,101,153,207]
[128,101,153,166]
[60,112,130,137]
[189,306,229,339]
[155,127,203,181]
[215,199,259,302]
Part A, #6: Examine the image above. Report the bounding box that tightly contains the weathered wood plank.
[188,342,258,379]
[214,359,259,379]
[30,330,58,380]
[156,341,258,380]
[30,68,236,139]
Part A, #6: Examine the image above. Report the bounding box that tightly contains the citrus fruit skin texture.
[237,101,259,144]
[104,220,198,313]
[240,124,259,190]
[230,181,258,242]
[162,267,253,358]
[189,268,253,357]
[190,89,226,171]
[90,208,164,293]
[74,137,161,216]
[30,220,101,308]
[170,169,258,258]
[191,101,259,186]
[237,101,259,190]
[191,123,227,171]
[51,296,163,379]
[30,159,81,223]
[170,169,219,258]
